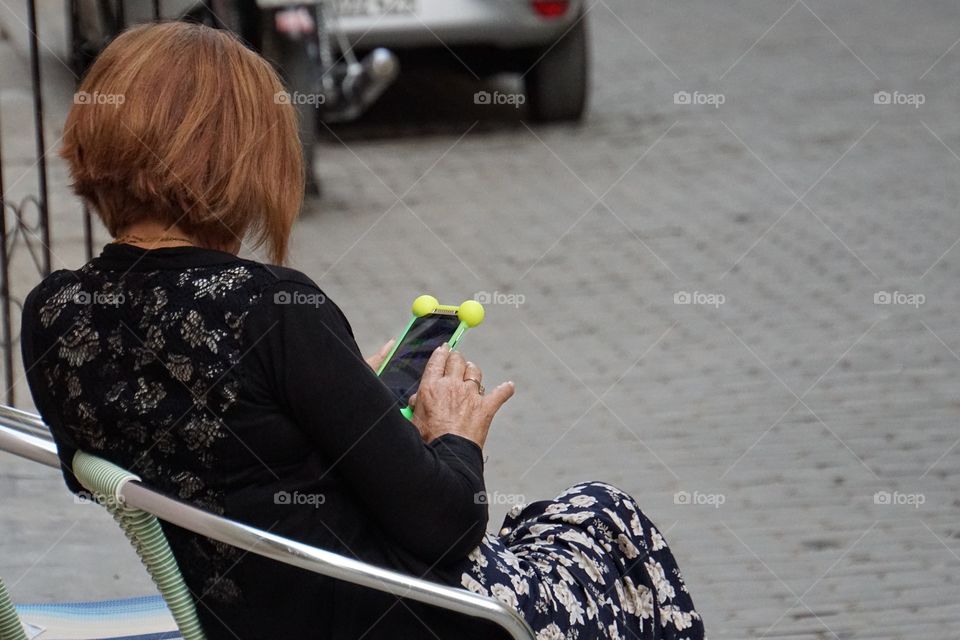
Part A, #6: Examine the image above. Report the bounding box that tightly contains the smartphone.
[377,312,463,406]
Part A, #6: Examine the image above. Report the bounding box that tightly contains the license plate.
[256,0,323,7]
[335,0,416,16]
[257,0,322,9]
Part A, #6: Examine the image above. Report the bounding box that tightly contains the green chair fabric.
[71,451,206,640]
[0,577,28,640]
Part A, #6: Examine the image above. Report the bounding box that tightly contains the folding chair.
[0,405,534,640]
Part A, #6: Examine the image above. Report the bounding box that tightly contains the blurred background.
[2,1,960,638]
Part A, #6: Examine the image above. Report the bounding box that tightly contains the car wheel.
[524,13,589,122]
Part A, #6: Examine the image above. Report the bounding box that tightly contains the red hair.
[61,21,303,263]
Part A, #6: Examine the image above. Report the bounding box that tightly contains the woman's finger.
[421,343,449,382]
[365,338,395,371]
[444,349,467,378]
[407,392,417,408]
[463,361,483,386]
[482,381,515,415]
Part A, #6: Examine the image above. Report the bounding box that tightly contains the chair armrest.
[124,482,534,639]
[0,411,535,640]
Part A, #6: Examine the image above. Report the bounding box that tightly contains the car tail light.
[531,0,570,18]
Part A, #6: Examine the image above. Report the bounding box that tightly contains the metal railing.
[0,406,535,640]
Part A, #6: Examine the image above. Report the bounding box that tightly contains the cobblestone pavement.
[2,1,960,638]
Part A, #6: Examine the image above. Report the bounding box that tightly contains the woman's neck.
[113,222,239,255]
[113,221,194,247]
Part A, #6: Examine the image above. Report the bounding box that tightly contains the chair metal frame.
[0,405,535,640]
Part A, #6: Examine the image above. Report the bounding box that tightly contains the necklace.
[112,234,196,246]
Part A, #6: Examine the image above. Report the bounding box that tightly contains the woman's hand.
[365,339,395,371]
[408,344,515,449]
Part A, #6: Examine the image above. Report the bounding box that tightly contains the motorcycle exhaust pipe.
[342,48,400,111]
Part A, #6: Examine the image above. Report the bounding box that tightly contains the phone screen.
[379,314,461,405]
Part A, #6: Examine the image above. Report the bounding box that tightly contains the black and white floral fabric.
[454,482,705,640]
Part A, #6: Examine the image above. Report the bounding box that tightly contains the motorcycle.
[67,0,400,197]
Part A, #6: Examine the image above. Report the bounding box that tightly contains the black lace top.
[21,244,489,639]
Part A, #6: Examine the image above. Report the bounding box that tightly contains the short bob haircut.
[61,21,303,264]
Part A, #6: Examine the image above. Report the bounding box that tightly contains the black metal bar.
[115,0,125,32]
[69,0,81,76]
[83,203,94,261]
[152,0,161,21]
[97,0,114,39]
[25,0,51,276]
[0,96,13,406]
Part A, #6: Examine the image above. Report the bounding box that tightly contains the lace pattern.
[30,261,272,605]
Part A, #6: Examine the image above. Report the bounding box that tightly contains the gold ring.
[464,378,484,395]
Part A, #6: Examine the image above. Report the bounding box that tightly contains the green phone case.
[377,295,485,419]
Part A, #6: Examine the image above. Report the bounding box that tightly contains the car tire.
[524,13,589,122]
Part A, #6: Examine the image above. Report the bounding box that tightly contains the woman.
[22,22,704,640]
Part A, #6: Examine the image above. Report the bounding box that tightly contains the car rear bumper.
[331,0,584,50]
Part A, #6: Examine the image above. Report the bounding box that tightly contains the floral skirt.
[452,482,705,640]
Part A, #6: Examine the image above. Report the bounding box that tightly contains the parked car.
[332,0,589,121]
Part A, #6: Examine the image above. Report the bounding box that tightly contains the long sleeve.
[246,276,489,564]
[20,281,84,494]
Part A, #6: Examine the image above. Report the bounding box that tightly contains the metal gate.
[0,1,164,405]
